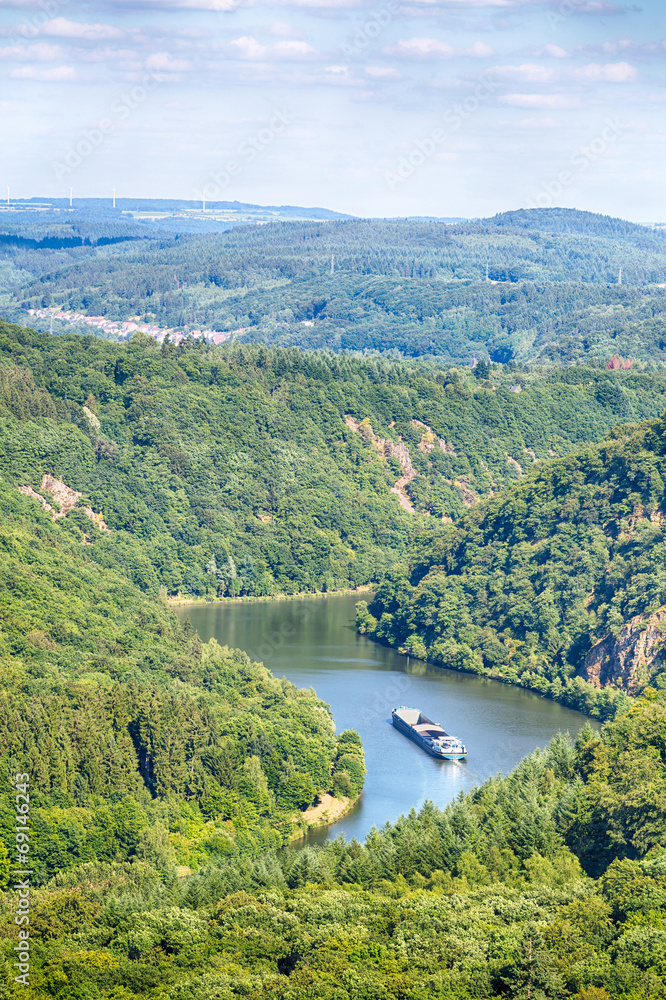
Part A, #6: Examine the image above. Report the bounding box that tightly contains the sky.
[1,0,665,220]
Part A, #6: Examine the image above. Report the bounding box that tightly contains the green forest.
[3,319,666,598]
[0,460,366,864]
[357,411,666,719]
[3,205,666,998]
[5,208,666,365]
[3,689,666,998]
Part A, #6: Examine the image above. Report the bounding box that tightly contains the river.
[175,594,599,844]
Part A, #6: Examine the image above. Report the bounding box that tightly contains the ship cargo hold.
[392,707,467,760]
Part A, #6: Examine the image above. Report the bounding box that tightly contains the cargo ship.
[392,707,467,760]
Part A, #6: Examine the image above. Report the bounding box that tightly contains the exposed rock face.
[18,474,109,532]
[344,415,416,512]
[583,608,666,695]
[344,414,463,514]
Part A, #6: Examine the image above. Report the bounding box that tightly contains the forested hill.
[358,413,666,719]
[4,320,666,598]
[4,686,666,996]
[485,207,658,240]
[7,207,666,364]
[0,434,366,882]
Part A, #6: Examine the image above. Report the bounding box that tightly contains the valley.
[2,206,666,999]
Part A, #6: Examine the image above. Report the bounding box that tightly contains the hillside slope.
[4,322,666,597]
[7,208,666,364]
[0,469,365,882]
[4,689,666,997]
[358,414,666,718]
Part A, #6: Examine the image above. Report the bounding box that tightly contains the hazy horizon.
[2,0,665,223]
[0,197,660,228]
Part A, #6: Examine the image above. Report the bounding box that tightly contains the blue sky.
[1,0,665,219]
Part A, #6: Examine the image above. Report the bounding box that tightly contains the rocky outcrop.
[344,415,416,512]
[344,415,462,514]
[583,608,666,695]
[19,474,109,532]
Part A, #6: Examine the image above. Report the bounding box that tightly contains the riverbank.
[289,792,359,843]
[177,592,598,843]
[169,585,375,608]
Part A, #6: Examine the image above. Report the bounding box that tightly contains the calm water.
[176,594,598,844]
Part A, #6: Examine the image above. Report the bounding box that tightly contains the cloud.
[9,64,76,80]
[574,61,637,83]
[273,39,316,56]
[364,65,403,79]
[96,0,248,8]
[77,46,144,64]
[535,44,569,59]
[223,35,316,59]
[583,39,666,62]
[382,37,494,59]
[258,0,361,7]
[496,116,560,129]
[0,42,63,60]
[146,51,193,71]
[571,1,627,11]
[41,18,126,40]
[490,63,555,83]
[499,93,582,109]
[269,21,305,37]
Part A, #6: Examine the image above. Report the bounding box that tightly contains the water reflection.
[176,595,599,844]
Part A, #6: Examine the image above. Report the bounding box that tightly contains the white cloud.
[9,64,76,80]
[364,65,403,79]
[273,39,316,56]
[0,42,63,60]
[498,116,560,129]
[223,35,316,59]
[78,47,144,64]
[574,61,637,83]
[490,63,555,83]
[162,100,203,109]
[146,51,193,71]
[537,44,569,59]
[259,0,361,7]
[382,37,494,59]
[42,18,126,40]
[584,39,666,60]
[96,0,249,8]
[499,93,582,109]
[269,21,305,37]
[573,1,626,11]
[227,35,267,59]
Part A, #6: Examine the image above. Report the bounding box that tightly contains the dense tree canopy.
[358,414,666,718]
[3,691,666,998]
[6,208,666,365]
[2,320,666,600]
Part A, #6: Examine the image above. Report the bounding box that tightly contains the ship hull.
[392,710,467,760]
